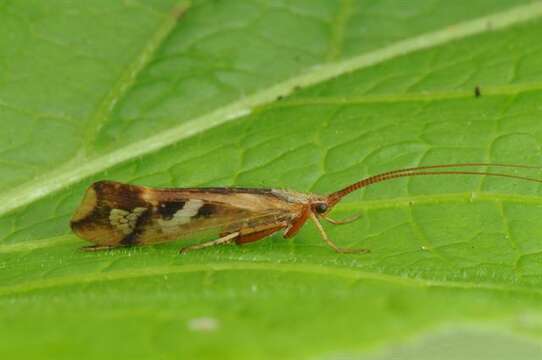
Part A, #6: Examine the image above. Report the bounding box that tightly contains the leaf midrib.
[1,2,542,218]
[81,2,191,151]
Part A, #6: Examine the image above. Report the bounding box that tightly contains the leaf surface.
[2,1,542,358]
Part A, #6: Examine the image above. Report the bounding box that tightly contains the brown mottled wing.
[70,181,302,246]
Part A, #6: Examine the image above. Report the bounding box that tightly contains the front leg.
[309,212,369,254]
[81,244,128,252]
[179,222,287,254]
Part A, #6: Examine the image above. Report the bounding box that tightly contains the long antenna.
[327,163,542,205]
[358,162,541,177]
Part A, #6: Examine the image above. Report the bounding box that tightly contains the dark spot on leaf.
[475,85,481,98]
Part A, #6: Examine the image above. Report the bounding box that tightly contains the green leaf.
[2,1,542,358]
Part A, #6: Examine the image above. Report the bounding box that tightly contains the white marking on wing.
[158,199,203,234]
[109,207,147,235]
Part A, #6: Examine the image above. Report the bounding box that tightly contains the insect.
[70,163,542,254]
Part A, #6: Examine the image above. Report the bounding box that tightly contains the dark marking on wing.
[158,201,186,220]
[70,206,107,230]
[195,203,216,218]
[93,180,146,209]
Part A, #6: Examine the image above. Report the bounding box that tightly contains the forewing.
[70,181,301,246]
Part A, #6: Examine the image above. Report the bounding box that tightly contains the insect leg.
[309,212,369,254]
[283,210,309,238]
[237,223,287,244]
[80,244,127,252]
[179,231,240,254]
[321,213,361,225]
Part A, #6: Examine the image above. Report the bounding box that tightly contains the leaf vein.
[1,261,541,298]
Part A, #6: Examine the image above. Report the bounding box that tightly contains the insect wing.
[70,181,299,246]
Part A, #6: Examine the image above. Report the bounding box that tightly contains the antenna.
[327,163,542,205]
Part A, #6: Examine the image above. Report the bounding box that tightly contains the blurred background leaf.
[2,0,542,358]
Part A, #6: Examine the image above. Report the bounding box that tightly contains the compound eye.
[314,203,328,214]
